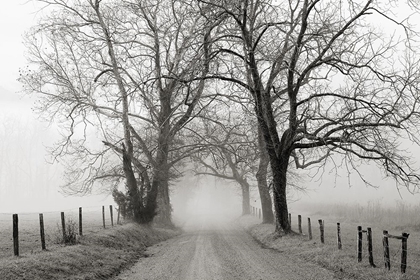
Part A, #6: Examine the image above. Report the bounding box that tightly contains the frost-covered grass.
[241,210,420,280]
[0,209,116,259]
[294,200,420,230]
[0,222,179,280]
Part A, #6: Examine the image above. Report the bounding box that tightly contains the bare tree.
[255,125,275,224]
[189,97,276,222]
[191,108,255,216]
[199,0,420,233]
[20,0,215,225]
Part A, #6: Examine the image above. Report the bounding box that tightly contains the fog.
[287,156,420,216]
[171,173,242,230]
[1,83,419,218]
[1,1,420,220]
[0,2,117,213]
[1,83,419,216]
[0,86,114,213]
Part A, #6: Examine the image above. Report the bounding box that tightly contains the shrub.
[54,217,78,245]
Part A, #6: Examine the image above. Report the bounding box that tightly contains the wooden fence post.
[13,214,19,256]
[401,232,409,273]
[122,204,126,221]
[39,213,46,250]
[79,207,83,236]
[383,230,390,270]
[357,226,363,262]
[308,217,312,240]
[289,213,291,228]
[337,223,342,250]
[117,207,121,225]
[61,212,66,242]
[109,205,114,226]
[102,206,106,229]
[381,231,409,273]
[318,219,324,244]
[298,215,302,234]
[367,227,375,267]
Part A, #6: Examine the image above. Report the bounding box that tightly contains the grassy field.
[0,206,180,279]
[0,220,179,279]
[0,207,117,259]
[243,202,420,279]
[3,202,418,279]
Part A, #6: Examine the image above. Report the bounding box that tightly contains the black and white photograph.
[1,1,420,279]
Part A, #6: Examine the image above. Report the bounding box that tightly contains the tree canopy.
[21,0,420,233]
[198,0,420,232]
[20,0,215,224]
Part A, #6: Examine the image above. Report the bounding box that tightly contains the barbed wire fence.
[249,206,419,275]
[0,205,121,258]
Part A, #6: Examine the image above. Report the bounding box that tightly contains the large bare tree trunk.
[270,153,291,233]
[256,127,274,224]
[253,86,291,232]
[241,180,251,215]
[95,1,146,223]
[154,168,173,226]
[122,148,142,222]
[149,118,172,225]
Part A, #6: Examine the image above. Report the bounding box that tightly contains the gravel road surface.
[114,218,341,280]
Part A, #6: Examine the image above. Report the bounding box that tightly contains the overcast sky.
[0,1,36,91]
[0,1,419,214]
[0,1,115,213]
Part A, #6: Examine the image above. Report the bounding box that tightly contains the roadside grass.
[0,223,180,280]
[241,212,420,280]
[0,210,114,259]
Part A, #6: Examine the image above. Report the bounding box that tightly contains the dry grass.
[241,209,420,280]
[298,200,420,229]
[0,209,119,259]
[0,221,180,280]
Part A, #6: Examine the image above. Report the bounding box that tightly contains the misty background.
[0,1,419,222]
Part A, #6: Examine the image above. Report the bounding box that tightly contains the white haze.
[171,174,242,230]
[0,1,116,213]
[0,87,114,214]
[1,1,419,217]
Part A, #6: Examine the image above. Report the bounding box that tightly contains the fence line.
[307,217,312,240]
[318,219,324,244]
[382,230,410,273]
[1,205,120,258]
[0,205,112,216]
[337,223,342,250]
[249,206,411,274]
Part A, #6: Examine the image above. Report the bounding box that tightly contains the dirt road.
[114,218,340,280]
